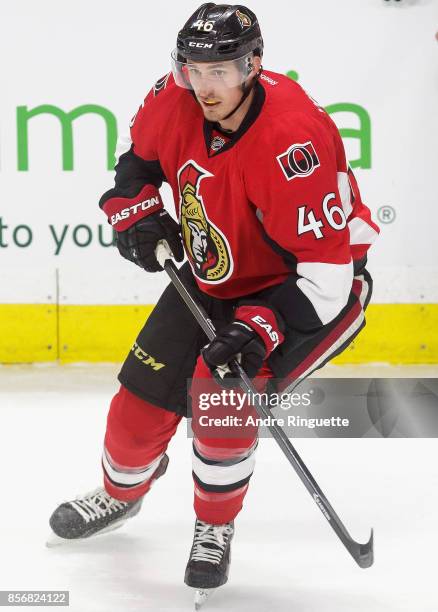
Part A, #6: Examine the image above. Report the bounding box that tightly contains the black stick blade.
[354,528,374,568]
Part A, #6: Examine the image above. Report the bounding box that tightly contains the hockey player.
[49,2,379,605]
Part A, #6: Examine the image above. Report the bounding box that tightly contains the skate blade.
[194,588,215,610]
[46,533,71,548]
[45,519,126,548]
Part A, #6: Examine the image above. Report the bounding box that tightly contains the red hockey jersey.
[100,70,379,331]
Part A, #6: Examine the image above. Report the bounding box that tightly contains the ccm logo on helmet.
[188,42,214,49]
[277,141,320,181]
[251,315,280,348]
[110,197,160,226]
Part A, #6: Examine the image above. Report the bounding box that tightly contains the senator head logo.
[177,160,233,283]
[236,10,251,28]
[276,141,320,181]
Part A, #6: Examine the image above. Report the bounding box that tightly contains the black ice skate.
[184,519,234,609]
[47,453,169,546]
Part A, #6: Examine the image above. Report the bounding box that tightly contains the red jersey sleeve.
[98,74,173,229]
[244,110,354,331]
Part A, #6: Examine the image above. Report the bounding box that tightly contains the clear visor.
[171,49,253,91]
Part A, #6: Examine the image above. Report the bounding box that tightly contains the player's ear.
[250,55,262,77]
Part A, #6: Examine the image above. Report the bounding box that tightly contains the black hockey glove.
[202,322,266,388]
[116,210,184,272]
[202,305,285,388]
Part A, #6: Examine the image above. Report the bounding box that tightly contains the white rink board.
[0,0,437,304]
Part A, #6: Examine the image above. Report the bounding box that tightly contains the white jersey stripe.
[297,260,353,325]
[337,171,353,219]
[114,133,133,166]
[348,216,379,246]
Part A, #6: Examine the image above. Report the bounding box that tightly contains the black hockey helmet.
[171,4,264,121]
[175,3,263,62]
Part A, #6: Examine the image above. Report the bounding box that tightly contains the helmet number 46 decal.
[297,193,347,240]
[193,19,215,32]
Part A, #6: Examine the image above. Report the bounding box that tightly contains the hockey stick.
[156,243,374,569]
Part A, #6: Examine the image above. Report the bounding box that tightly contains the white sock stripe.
[192,446,257,486]
[194,484,248,502]
[104,447,158,474]
[102,451,163,487]
[193,438,258,465]
[193,438,255,459]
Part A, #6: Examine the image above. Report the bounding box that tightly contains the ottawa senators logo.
[236,9,251,28]
[178,160,233,283]
[277,141,320,181]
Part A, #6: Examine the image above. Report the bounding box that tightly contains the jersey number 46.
[297,193,347,240]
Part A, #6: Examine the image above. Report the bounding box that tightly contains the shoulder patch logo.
[153,73,171,97]
[276,141,320,181]
[236,10,251,28]
[178,160,233,283]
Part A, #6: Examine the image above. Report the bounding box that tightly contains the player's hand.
[202,305,284,387]
[116,210,184,272]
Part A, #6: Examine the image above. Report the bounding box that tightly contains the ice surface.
[0,364,437,612]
